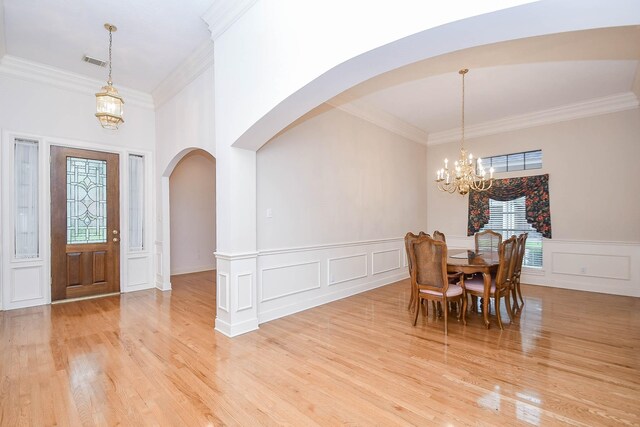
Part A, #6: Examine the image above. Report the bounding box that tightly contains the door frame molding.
[1,129,155,310]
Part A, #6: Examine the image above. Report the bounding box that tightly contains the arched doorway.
[159,148,217,309]
[169,150,216,276]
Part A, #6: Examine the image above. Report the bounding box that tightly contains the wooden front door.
[51,146,120,301]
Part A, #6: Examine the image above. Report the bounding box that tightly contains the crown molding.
[0,55,155,109]
[152,40,215,108]
[427,92,640,145]
[327,96,428,145]
[202,0,259,42]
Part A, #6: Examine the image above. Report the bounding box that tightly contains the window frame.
[477,149,542,174]
[480,196,543,269]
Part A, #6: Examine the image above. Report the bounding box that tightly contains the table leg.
[482,272,491,329]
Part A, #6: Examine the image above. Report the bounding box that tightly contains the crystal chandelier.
[95,23,124,130]
[435,69,493,195]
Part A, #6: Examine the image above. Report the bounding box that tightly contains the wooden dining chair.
[475,229,502,253]
[409,235,466,335]
[511,233,528,312]
[462,235,517,329]
[404,232,420,311]
[432,229,462,313]
[433,230,446,243]
[405,232,431,311]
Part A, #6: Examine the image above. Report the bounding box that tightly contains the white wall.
[155,66,215,174]
[258,106,427,248]
[426,108,640,296]
[0,65,157,309]
[0,71,155,150]
[154,63,215,289]
[255,106,427,322]
[170,150,216,275]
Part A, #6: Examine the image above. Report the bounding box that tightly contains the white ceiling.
[359,60,638,134]
[1,0,214,93]
[0,2,638,137]
[334,26,640,141]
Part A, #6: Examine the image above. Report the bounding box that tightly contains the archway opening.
[169,150,217,275]
[161,148,217,313]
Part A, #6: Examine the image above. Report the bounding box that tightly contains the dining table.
[447,249,500,328]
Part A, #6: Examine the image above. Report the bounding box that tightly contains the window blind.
[14,139,39,259]
[480,196,543,268]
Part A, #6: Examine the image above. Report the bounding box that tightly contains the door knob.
[113,230,119,235]
[113,237,119,243]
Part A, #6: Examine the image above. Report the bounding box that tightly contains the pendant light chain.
[461,69,465,149]
[108,27,113,85]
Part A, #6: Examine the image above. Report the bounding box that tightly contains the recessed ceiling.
[360,60,638,134]
[334,26,640,139]
[2,0,214,93]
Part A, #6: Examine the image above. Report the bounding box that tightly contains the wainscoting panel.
[372,249,401,275]
[11,265,43,303]
[328,254,367,286]
[552,252,630,280]
[126,255,153,290]
[217,273,229,312]
[447,235,639,297]
[257,238,409,324]
[261,261,321,302]
[237,273,253,311]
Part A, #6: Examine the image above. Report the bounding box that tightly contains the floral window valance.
[468,174,552,238]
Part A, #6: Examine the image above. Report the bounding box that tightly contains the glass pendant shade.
[95,84,124,130]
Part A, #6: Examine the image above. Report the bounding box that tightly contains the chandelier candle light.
[95,23,124,130]
[435,69,493,195]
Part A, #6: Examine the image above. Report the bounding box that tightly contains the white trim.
[260,260,321,302]
[428,92,639,145]
[542,238,640,246]
[152,40,215,108]
[236,272,253,311]
[327,253,368,286]
[258,237,403,256]
[371,248,402,275]
[0,55,154,109]
[215,316,259,337]
[171,265,216,276]
[217,272,229,312]
[215,251,259,261]
[202,0,259,42]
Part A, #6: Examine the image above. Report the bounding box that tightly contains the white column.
[213,142,259,336]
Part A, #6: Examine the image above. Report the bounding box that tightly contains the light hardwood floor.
[1,271,639,426]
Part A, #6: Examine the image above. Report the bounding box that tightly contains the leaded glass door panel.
[51,146,120,301]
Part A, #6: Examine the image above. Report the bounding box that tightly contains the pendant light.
[95,23,124,130]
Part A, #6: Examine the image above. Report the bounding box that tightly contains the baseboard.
[170,265,216,275]
[215,317,259,337]
[155,279,172,291]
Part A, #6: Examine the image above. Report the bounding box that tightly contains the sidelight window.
[14,139,39,259]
